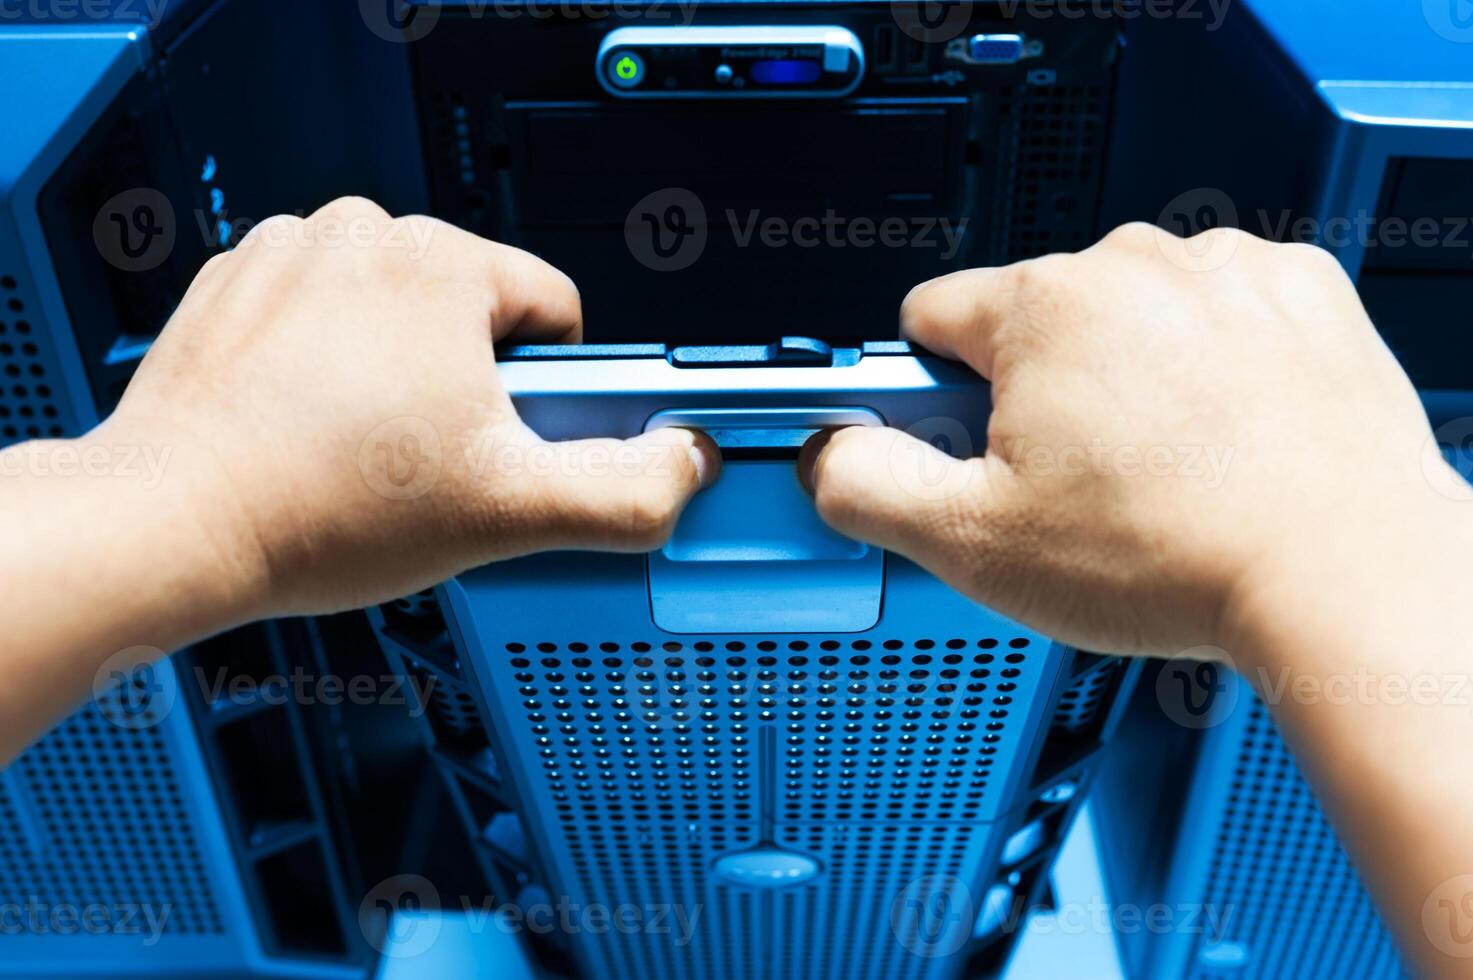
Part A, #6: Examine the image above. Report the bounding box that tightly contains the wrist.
[78,416,275,640]
[1219,488,1473,681]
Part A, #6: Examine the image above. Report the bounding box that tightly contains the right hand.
[801,223,1452,658]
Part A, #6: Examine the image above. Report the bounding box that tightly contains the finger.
[800,425,1018,586]
[308,195,391,223]
[407,217,583,345]
[899,265,1020,379]
[510,427,721,552]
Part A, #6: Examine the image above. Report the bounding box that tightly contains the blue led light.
[750,59,821,85]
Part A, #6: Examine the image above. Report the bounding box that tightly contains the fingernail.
[796,428,838,496]
[686,431,721,489]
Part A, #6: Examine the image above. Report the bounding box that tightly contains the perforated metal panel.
[441,550,1084,980]
[1095,674,1409,980]
[504,633,1043,829]
[1051,658,1122,735]
[995,83,1110,261]
[0,263,76,448]
[1185,698,1403,980]
[0,680,225,937]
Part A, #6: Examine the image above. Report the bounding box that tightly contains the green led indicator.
[615,55,639,80]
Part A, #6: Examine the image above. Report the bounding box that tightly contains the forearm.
[0,421,263,765]
[1228,492,1473,977]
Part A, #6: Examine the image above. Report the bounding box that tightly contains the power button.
[607,51,645,88]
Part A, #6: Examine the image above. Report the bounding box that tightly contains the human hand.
[102,196,718,620]
[801,223,1449,658]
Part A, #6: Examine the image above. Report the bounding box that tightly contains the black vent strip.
[1187,700,1402,979]
[0,676,224,936]
[995,84,1108,262]
[1050,658,1121,733]
[0,272,66,445]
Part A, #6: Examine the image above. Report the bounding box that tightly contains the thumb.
[515,427,721,552]
[800,426,1015,583]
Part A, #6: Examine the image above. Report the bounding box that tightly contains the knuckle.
[1279,240,1343,275]
[318,195,386,218]
[194,250,234,279]
[398,213,442,240]
[1191,225,1253,251]
[1001,254,1057,294]
[1103,221,1161,250]
[239,212,302,247]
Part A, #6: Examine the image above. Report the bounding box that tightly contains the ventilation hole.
[1189,698,1402,976]
[2,678,226,936]
[994,84,1109,262]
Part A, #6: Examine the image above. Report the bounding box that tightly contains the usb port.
[906,33,928,70]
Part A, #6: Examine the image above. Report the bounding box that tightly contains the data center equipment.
[409,1,1125,344]
[4,2,1141,975]
[376,7,1144,973]
[1092,0,1473,975]
[9,0,1465,977]
[368,339,1143,979]
[0,2,434,975]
